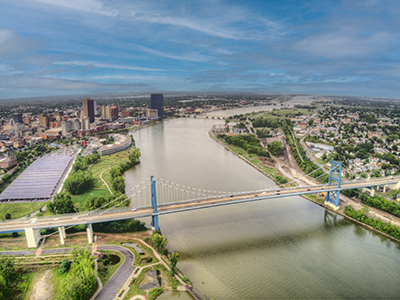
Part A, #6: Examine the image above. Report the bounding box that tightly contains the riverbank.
[208,126,400,246]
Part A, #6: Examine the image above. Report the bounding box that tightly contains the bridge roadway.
[0,176,397,234]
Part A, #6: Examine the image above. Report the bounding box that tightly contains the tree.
[151,232,168,255]
[4,213,11,220]
[0,255,18,299]
[169,252,179,275]
[308,119,314,127]
[60,247,96,300]
[64,171,95,195]
[268,141,283,156]
[48,192,75,214]
[112,176,126,194]
[392,189,399,200]
[356,149,368,159]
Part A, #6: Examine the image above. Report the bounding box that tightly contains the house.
[0,156,17,169]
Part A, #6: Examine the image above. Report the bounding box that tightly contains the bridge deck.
[0,176,397,233]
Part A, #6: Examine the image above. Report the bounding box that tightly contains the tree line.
[345,206,400,240]
[219,134,270,157]
[109,148,141,194]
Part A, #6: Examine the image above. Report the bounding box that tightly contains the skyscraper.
[151,94,164,116]
[83,98,95,123]
[11,113,23,124]
[111,106,118,120]
[101,105,112,121]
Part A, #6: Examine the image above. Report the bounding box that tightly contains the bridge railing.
[0,204,153,225]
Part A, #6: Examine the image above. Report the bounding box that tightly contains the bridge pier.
[87,224,93,244]
[58,226,66,245]
[25,228,41,248]
[362,187,375,197]
[386,181,400,190]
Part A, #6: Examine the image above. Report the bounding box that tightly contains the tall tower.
[83,98,94,123]
[151,94,164,117]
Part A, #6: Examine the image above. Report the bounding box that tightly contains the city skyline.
[1,0,400,99]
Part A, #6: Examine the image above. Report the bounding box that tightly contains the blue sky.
[0,0,399,99]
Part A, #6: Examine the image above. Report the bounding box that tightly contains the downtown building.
[151,94,164,117]
[82,98,95,123]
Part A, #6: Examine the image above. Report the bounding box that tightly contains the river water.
[125,112,400,299]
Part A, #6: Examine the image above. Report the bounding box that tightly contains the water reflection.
[127,116,400,299]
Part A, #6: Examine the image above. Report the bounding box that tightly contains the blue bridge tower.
[151,175,159,232]
[325,159,342,210]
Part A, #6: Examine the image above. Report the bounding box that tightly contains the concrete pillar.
[370,188,375,197]
[25,228,41,248]
[383,185,388,193]
[87,224,93,244]
[58,226,66,245]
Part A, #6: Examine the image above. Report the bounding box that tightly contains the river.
[125,109,400,299]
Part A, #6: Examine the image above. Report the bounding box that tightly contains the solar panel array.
[0,154,74,201]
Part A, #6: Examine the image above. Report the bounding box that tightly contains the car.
[307,188,311,191]
[230,195,233,198]
[131,208,137,211]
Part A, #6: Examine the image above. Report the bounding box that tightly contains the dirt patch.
[31,269,54,300]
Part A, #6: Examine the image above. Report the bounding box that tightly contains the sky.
[0,0,399,100]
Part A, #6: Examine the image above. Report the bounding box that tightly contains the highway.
[0,176,398,233]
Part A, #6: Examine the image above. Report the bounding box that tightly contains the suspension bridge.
[1,160,399,248]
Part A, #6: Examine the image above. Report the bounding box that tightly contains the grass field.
[0,202,45,220]
[70,146,136,203]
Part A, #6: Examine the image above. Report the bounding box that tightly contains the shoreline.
[208,126,400,245]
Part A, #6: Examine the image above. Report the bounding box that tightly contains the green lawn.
[315,158,328,165]
[71,189,112,204]
[0,202,45,220]
[68,146,136,203]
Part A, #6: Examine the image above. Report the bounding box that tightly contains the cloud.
[29,0,115,17]
[294,29,391,58]
[0,29,44,58]
[28,0,281,40]
[131,44,211,63]
[53,61,164,71]
[0,74,149,91]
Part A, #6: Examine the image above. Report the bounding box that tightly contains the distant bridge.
[180,114,227,120]
[1,160,398,248]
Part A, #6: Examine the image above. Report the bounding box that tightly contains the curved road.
[0,245,135,300]
[94,246,135,300]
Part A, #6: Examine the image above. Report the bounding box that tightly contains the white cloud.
[29,0,115,16]
[28,0,280,40]
[0,29,43,58]
[131,44,210,62]
[53,60,163,71]
[294,28,391,58]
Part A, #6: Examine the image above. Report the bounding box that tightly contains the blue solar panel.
[0,153,74,201]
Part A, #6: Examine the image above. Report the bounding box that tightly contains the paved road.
[0,245,135,300]
[94,245,135,300]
